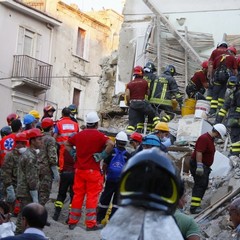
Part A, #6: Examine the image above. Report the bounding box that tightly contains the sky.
[62,0,124,14]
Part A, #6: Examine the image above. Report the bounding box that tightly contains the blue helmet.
[119,147,181,214]
[142,134,161,147]
[164,65,176,76]
[23,114,35,125]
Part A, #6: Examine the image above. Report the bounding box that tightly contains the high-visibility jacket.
[149,72,181,106]
[56,117,78,170]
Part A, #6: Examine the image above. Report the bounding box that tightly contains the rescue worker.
[97,131,131,224]
[41,105,56,121]
[1,133,28,215]
[207,41,228,103]
[6,113,20,126]
[208,43,238,115]
[125,66,157,133]
[66,111,114,231]
[101,147,184,240]
[68,104,78,123]
[190,124,226,214]
[141,134,161,150]
[143,61,157,83]
[0,126,12,139]
[186,61,209,100]
[29,110,41,124]
[52,135,75,222]
[149,65,183,123]
[39,118,59,206]
[53,108,79,171]
[215,76,240,155]
[15,128,43,234]
[129,132,143,156]
[23,114,36,131]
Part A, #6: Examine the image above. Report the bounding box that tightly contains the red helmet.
[43,105,56,113]
[15,133,28,142]
[41,117,54,129]
[228,46,237,55]
[27,128,43,139]
[133,66,143,76]
[130,132,143,143]
[6,113,19,126]
[201,60,208,69]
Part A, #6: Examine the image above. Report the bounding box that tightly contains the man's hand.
[30,190,39,203]
[93,150,109,162]
[6,185,16,203]
[196,163,204,176]
[51,166,60,182]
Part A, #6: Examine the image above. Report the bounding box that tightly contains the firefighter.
[125,66,157,133]
[129,132,143,156]
[101,147,184,240]
[189,124,226,214]
[66,111,114,231]
[53,108,79,171]
[6,113,20,126]
[149,65,183,123]
[143,61,157,83]
[208,43,238,115]
[186,60,209,100]
[68,104,78,123]
[215,76,240,155]
[41,105,56,121]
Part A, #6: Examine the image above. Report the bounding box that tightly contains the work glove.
[6,185,16,203]
[196,163,204,176]
[51,165,60,182]
[93,150,109,162]
[30,190,39,203]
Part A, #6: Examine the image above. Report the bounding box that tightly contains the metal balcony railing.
[12,55,52,88]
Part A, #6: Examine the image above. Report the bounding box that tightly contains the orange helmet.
[228,46,237,55]
[201,60,208,69]
[27,128,43,139]
[43,105,56,113]
[6,113,19,126]
[133,66,143,77]
[41,117,54,129]
[15,133,28,142]
[130,132,143,143]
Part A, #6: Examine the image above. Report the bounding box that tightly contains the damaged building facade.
[0,0,123,126]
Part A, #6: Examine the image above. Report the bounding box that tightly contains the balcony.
[11,55,52,93]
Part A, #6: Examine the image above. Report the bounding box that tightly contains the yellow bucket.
[181,106,195,116]
[184,98,197,108]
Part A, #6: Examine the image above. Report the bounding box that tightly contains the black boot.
[52,207,61,221]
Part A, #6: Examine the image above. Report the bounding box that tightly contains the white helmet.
[213,123,227,138]
[116,131,128,142]
[85,111,100,124]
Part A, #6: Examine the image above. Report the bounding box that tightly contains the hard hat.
[155,122,170,132]
[41,117,54,129]
[227,76,239,88]
[6,113,19,126]
[116,131,128,142]
[201,60,208,69]
[164,65,176,76]
[218,41,228,48]
[23,114,35,125]
[119,147,181,214]
[29,110,41,119]
[227,46,237,55]
[85,111,100,124]
[44,105,56,113]
[142,134,161,147]
[133,66,143,76]
[213,123,227,139]
[27,128,43,139]
[130,132,143,143]
[0,126,12,138]
[15,132,28,142]
[68,104,78,114]
[144,61,156,73]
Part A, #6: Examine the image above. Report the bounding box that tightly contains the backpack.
[107,148,127,181]
[214,55,232,84]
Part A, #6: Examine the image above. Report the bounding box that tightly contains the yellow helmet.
[29,110,41,119]
[155,122,169,132]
